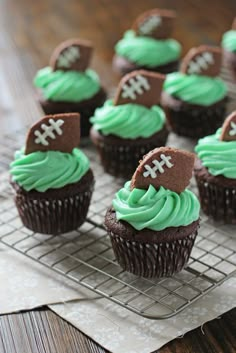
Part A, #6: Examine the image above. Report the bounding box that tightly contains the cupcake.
[222,17,236,81]
[34,39,107,137]
[162,45,228,138]
[90,70,169,178]
[194,111,236,223]
[113,8,181,76]
[105,147,200,278]
[10,113,94,235]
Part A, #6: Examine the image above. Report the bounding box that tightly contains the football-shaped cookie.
[132,8,176,39]
[25,113,81,154]
[220,111,236,142]
[232,17,236,29]
[50,39,93,72]
[180,45,222,77]
[113,70,165,107]
[131,147,195,193]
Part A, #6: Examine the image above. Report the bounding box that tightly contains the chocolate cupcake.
[194,111,236,223]
[162,45,228,138]
[113,9,181,76]
[90,70,169,178]
[105,147,200,278]
[222,18,236,81]
[34,39,106,137]
[10,113,94,235]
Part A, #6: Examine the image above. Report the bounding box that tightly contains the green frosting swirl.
[90,100,165,139]
[163,72,227,106]
[222,30,236,53]
[195,129,236,179]
[34,67,101,102]
[112,181,200,231]
[10,148,90,192]
[115,30,181,67]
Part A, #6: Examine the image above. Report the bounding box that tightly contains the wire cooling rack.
[0,127,236,320]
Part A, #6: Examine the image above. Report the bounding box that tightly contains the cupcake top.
[112,147,200,231]
[10,113,90,192]
[115,8,181,68]
[222,17,236,53]
[195,111,236,179]
[163,45,227,106]
[34,39,102,103]
[90,70,166,139]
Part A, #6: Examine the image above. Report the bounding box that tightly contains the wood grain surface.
[0,0,236,352]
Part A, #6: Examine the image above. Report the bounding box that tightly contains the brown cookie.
[232,17,236,29]
[50,39,93,72]
[132,8,176,39]
[113,70,165,107]
[131,147,195,193]
[180,45,222,77]
[25,113,80,154]
[220,111,236,141]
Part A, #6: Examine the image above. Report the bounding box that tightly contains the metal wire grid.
[0,129,236,320]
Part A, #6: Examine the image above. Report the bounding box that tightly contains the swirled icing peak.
[112,181,200,231]
[195,129,236,179]
[34,67,101,102]
[90,99,165,138]
[10,148,90,192]
[222,30,236,53]
[115,30,181,67]
[163,72,227,105]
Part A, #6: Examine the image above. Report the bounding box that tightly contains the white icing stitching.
[34,119,64,146]
[143,154,174,178]
[187,52,214,74]
[57,46,80,68]
[139,15,162,35]
[229,121,236,136]
[121,75,150,100]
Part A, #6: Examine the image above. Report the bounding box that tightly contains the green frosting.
[34,67,101,102]
[222,30,236,53]
[163,72,227,106]
[112,181,200,231]
[115,30,181,67]
[10,148,90,192]
[195,129,236,179]
[90,100,165,139]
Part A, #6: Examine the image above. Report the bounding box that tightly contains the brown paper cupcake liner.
[38,88,107,137]
[90,126,169,178]
[108,230,198,278]
[195,173,236,224]
[162,94,228,139]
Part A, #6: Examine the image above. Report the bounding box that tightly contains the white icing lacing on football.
[229,121,236,136]
[139,15,162,35]
[57,46,80,68]
[34,119,64,146]
[187,52,214,74]
[121,75,150,100]
[143,154,174,178]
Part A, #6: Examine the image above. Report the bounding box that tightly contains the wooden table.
[0,0,236,352]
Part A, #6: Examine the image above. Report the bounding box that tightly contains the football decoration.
[180,45,222,77]
[131,147,195,193]
[232,17,236,29]
[25,113,81,154]
[220,111,236,142]
[50,39,93,72]
[132,8,176,39]
[113,70,165,107]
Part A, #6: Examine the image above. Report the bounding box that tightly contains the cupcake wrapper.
[164,98,227,138]
[195,174,236,224]
[108,230,198,278]
[14,187,94,235]
[91,129,168,178]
